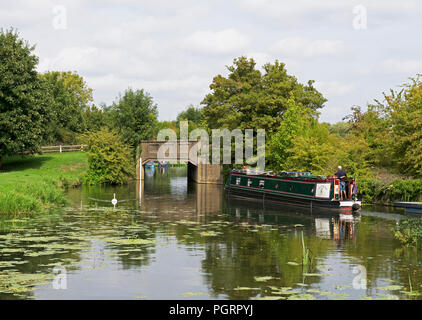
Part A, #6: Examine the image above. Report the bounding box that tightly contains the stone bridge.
[136,140,223,184]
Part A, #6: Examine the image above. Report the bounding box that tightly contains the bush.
[80,128,133,185]
[357,177,422,204]
[393,219,422,247]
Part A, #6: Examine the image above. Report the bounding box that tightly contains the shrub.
[393,219,422,247]
[80,128,133,185]
[357,177,422,204]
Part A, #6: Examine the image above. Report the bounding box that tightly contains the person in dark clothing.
[335,166,347,200]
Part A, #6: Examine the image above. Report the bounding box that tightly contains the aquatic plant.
[301,231,313,267]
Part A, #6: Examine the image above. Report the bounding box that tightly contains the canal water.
[0,167,421,300]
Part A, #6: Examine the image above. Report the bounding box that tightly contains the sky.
[1,0,422,123]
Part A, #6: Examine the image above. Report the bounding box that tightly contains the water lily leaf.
[182,292,204,297]
[400,290,422,296]
[307,288,322,293]
[255,296,285,300]
[199,231,220,237]
[377,285,403,291]
[296,283,308,287]
[287,293,315,300]
[254,276,274,282]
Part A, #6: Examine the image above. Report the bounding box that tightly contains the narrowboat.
[225,169,361,212]
[145,161,155,169]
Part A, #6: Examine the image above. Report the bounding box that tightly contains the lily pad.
[233,287,261,291]
[182,292,204,297]
[377,285,403,291]
[254,276,274,282]
[287,293,316,300]
[255,296,285,300]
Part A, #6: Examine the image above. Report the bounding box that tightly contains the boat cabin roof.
[231,169,330,182]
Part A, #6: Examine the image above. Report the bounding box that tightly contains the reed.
[301,231,313,267]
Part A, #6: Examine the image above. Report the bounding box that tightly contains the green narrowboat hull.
[225,170,361,212]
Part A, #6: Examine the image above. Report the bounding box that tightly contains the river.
[0,167,421,300]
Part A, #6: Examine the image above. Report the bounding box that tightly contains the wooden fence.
[41,145,87,153]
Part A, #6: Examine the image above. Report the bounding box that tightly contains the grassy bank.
[0,152,88,214]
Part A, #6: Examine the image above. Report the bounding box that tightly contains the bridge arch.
[136,140,223,184]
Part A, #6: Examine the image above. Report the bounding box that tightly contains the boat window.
[247,179,252,187]
[259,180,265,188]
[236,177,241,185]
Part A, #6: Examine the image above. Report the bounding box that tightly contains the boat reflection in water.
[226,193,360,242]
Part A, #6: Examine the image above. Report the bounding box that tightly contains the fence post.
[60,145,62,153]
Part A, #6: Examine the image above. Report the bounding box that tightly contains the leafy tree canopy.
[176,104,204,124]
[0,28,51,166]
[40,71,94,143]
[109,88,158,150]
[201,56,326,133]
[377,76,422,176]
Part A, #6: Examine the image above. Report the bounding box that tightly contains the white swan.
[111,193,118,207]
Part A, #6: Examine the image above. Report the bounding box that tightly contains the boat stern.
[339,200,362,211]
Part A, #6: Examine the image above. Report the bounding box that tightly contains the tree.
[382,76,422,176]
[0,28,51,167]
[344,105,391,168]
[176,104,204,124]
[110,88,158,152]
[82,104,109,133]
[176,104,205,134]
[268,101,337,174]
[201,56,326,134]
[328,121,352,138]
[40,71,94,143]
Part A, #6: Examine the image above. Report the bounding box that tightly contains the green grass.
[0,152,88,214]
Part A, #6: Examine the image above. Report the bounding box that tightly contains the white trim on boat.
[339,201,361,207]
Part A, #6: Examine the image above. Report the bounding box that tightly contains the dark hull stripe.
[226,188,354,211]
[228,184,317,200]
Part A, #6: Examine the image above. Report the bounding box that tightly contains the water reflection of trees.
[62,168,422,300]
[193,198,340,299]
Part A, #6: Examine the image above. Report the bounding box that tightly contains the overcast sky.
[2,0,422,123]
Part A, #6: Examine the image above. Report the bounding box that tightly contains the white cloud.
[271,37,346,58]
[314,81,356,97]
[37,46,158,78]
[4,0,422,124]
[381,59,422,74]
[244,52,273,69]
[236,0,422,22]
[184,28,249,54]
